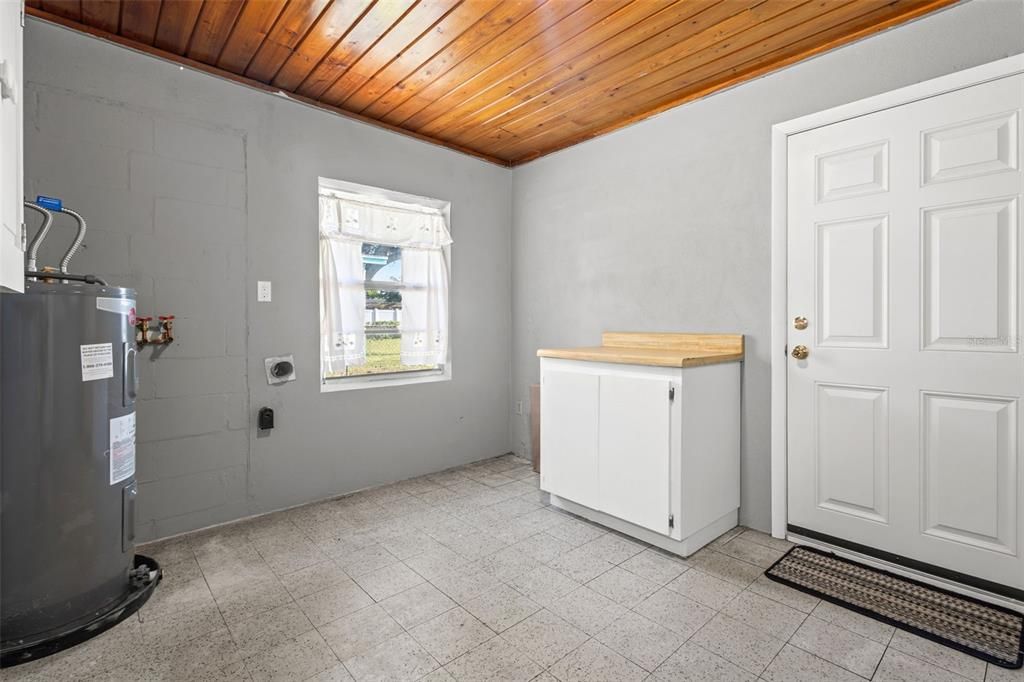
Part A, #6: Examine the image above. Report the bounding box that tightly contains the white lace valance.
[319,193,452,248]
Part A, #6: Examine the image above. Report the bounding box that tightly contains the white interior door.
[598,374,671,535]
[787,73,1024,591]
[540,369,600,510]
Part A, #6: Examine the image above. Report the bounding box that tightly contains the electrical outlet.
[257,281,272,302]
[514,400,523,415]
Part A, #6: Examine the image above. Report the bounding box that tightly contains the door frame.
[770,54,1024,541]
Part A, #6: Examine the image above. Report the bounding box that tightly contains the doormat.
[765,545,1024,669]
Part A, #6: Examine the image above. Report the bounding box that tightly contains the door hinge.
[20,221,26,250]
[668,386,675,401]
[668,514,674,529]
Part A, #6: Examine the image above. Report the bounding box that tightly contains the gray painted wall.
[22,0,1024,542]
[24,19,512,542]
[509,0,1024,533]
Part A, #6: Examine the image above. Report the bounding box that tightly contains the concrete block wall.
[26,86,251,539]
[24,19,513,542]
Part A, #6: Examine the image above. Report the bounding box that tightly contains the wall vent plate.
[265,355,296,385]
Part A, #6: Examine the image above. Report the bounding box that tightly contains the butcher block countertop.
[537,332,744,368]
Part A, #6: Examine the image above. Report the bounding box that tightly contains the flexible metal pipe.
[59,207,87,275]
[23,201,54,272]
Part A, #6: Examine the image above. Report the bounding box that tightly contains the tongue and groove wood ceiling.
[28,0,955,165]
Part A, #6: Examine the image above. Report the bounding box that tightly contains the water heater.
[0,199,160,667]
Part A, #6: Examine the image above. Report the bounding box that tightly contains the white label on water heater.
[80,343,114,382]
[109,412,136,485]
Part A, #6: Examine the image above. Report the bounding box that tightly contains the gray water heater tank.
[1,280,160,666]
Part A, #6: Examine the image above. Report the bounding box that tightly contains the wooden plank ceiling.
[28,0,956,166]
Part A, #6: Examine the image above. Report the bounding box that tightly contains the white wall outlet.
[514,400,523,416]
[257,281,272,302]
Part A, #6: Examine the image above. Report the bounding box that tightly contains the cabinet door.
[599,374,672,535]
[540,370,599,509]
[0,0,24,293]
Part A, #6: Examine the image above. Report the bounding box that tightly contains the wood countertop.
[537,332,744,368]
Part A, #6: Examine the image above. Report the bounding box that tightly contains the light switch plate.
[257,281,272,302]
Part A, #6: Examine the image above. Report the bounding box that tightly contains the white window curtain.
[400,248,449,366]
[319,193,451,375]
[319,234,365,375]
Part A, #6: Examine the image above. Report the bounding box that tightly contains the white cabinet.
[0,0,23,293]
[540,347,741,557]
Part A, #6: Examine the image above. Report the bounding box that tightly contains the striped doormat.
[765,545,1024,669]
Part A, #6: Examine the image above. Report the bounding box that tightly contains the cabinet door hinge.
[668,514,674,529]
[20,221,26,250]
[668,386,675,401]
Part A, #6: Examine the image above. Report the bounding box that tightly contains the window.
[318,178,451,390]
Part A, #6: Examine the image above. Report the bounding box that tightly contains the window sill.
[320,369,451,393]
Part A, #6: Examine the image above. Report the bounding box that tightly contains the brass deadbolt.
[791,345,809,360]
[794,316,808,330]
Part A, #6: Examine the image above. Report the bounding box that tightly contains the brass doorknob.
[791,345,809,360]
[794,316,808,330]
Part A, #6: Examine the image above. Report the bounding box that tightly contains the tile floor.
[5,454,1022,681]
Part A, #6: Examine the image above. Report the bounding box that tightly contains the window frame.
[318,177,452,393]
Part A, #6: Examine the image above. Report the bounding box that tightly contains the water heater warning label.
[109,412,135,485]
[80,343,114,382]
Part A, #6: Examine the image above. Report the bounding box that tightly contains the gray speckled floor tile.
[353,562,424,602]
[888,629,986,681]
[379,581,455,629]
[409,607,495,665]
[297,580,374,626]
[501,609,589,668]
[462,583,541,633]
[431,566,503,604]
[586,566,659,607]
[475,546,541,582]
[243,630,339,682]
[986,662,1024,681]
[139,600,227,649]
[227,602,314,659]
[619,548,688,585]
[508,565,581,606]
[214,576,293,624]
[548,545,616,583]
[810,600,895,645]
[713,536,784,568]
[317,603,403,662]
[443,636,543,682]
[873,648,974,682]
[745,574,819,613]
[343,632,439,682]
[511,532,574,564]
[548,639,647,682]
[420,668,456,681]
[338,545,399,579]
[547,585,627,636]
[544,519,606,547]
[734,529,793,553]
[306,663,355,681]
[579,533,646,565]
[687,550,762,588]
[719,590,807,639]
[789,616,885,678]
[761,644,864,682]
[280,560,352,599]
[595,610,684,672]
[666,567,743,610]
[634,587,715,638]
[651,641,755,682]
[688,613,785,676]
